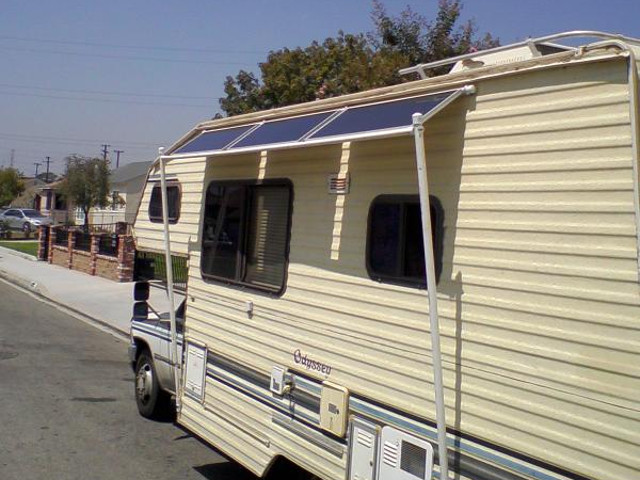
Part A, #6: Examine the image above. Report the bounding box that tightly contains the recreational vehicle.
[129,32,640,480]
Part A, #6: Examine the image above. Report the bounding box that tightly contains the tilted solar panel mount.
[170,89,463,157]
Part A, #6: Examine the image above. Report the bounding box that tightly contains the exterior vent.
[378,426,433,480]
[357,429,374,448]
[348,418,379,480]
[401,440,427,478]
[382,441,399,467]
[328,173,350,194]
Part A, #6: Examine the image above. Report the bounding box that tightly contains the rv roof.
[400,30,640,79]
[165,31,640,160]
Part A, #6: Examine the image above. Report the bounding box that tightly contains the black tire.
[134,350,170,419]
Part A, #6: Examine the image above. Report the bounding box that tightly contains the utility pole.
[101,144,110,163]
[33,162,41,178]
[114,149,124,169]
[44,156,52,183]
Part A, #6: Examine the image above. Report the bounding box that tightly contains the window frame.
[366,194,444,289]
[148,181,181,224]
[200,178,294,296]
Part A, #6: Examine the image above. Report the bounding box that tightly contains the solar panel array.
[173,92,452,155]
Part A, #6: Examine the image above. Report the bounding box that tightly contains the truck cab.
[128,281,184,418]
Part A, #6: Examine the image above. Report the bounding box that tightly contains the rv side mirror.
[132,301,148,320]
[134,281,150,301]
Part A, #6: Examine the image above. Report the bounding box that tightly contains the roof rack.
[399,30,640,79]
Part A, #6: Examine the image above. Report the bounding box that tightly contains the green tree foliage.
[0,168,25,207]
[61,155,110,226]
[220,0,498,116]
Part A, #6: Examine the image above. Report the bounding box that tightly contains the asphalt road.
[0,279,259,480]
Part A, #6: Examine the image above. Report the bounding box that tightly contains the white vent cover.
[348,418,379,480]
[328,173,350,194]
[378,426,433,480]
[184,343,207,402]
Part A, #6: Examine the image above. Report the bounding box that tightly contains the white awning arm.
[412,84,475,480]
[158,146,181,410]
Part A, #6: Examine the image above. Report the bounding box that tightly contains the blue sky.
[1,0,639,175]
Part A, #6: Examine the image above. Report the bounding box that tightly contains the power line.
[114,150,124,169]
[101,144,110,162]
[0,82,218,100]
[0,34,267,55]
[0,45,254,66]
[0,89,215,108]
[0,131,164,148]
[44,156,52,182]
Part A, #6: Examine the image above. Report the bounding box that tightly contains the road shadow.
[194,462,258,480]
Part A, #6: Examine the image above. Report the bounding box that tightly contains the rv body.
[131,34,640,480]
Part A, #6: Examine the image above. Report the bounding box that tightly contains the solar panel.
[173,124,255,154]
[309,93,451,140]
[231,111,336,149]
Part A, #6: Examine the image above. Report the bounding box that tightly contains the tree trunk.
[83,207,90,230]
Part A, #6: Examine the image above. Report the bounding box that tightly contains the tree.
[61,155,109,227]
[36,171,58,183]
[220,0,498,116]
[0,167,25,207]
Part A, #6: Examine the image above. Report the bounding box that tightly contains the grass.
[0,240,39,257]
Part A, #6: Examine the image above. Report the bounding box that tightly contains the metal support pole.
[159,147,180,410]
[412,114,449,480]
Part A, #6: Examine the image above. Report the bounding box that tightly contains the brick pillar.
[37,226,48,261]
[67,229,75,270]
[48,227,56,264]
[117,235,135,282]
[90,234,100,276]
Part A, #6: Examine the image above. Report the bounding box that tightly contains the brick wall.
[95,256,119,281]
[39,226,135,283]
[73,250,92,275]
[50,246,68,268]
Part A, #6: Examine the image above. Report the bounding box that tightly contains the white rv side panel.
[176,58,639,480]
[133,156,207,255]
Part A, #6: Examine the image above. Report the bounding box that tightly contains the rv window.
[148,183,181,224]
[201,180,292,295]
[367,195,443,288]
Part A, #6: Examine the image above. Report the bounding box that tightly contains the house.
[87,161,151,225]
[34,179,72,224]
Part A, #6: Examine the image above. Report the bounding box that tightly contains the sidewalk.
[0,245,177,338]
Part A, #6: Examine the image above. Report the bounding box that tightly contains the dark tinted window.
[201,181,292,294]
[367,195,443,288]
[149,184,181,224]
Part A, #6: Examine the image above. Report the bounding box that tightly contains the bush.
[0,220,11,239]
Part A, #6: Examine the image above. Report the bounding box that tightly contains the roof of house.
[110,161,152,185]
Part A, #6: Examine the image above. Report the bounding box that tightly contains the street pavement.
[0,280,257,480]
[0,245,312,480]
[0,244,178,337]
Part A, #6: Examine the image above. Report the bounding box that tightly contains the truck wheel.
[135,350,170,419]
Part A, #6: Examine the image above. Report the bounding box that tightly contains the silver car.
[0,208,53,234]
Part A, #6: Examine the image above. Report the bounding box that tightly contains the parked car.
[0,208,53,234]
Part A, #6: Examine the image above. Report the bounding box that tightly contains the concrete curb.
[0,268,129,341]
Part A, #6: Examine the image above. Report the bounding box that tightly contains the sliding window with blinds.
[201,180,292,294]
[245,185,291,290]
